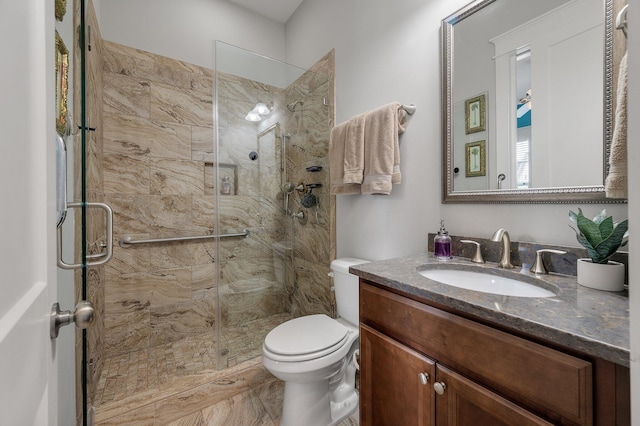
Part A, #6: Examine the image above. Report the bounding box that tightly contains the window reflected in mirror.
[515,49,531,189]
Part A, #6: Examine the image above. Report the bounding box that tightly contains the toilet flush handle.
[353,349,360,371]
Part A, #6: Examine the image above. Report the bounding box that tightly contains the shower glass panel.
[85,30,332,420]
[214,41,331,368]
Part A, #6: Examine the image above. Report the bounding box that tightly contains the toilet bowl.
[262,258,369,426]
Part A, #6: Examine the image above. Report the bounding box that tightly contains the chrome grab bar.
[119,229,250,248]
[86,241,108,260]
[57,202,114,270]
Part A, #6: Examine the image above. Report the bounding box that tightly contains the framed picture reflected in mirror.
[465,94,486,134]
[465,140,486,177]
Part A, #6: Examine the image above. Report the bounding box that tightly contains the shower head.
[300,192,318,208]
[287,100,303,112]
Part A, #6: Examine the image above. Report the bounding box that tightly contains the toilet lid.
[264,314,348,356]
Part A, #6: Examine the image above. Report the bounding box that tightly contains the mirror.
[442,0,626,203]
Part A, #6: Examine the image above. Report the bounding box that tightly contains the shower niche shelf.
[206,162,238,196]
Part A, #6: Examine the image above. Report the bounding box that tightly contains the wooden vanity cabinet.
[360,325,552,426]
[360,324,435,425]
[359,280,629,426]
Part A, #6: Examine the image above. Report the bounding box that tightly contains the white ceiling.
[226,0,304,23]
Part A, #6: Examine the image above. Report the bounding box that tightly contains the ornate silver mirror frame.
[441,0,625,204]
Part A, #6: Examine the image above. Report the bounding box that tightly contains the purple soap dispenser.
[434,219,453,261]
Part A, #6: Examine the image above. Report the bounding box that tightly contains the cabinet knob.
[418,372,430,385]
[434,381,447,395]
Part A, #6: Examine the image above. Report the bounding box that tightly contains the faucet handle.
[530,249,567,274]
[460,240,485,264]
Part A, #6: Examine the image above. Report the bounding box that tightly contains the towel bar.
[119,229,250,248]
[402,104,416,115]
[616,4,628,38]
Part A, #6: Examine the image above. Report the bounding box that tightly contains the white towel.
[605,52,627,199]
[361,103,407,195]
[329,121,361,195]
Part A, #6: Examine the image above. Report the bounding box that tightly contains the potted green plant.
[569,208,628,291]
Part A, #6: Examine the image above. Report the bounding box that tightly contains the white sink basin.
[419,269,555,298]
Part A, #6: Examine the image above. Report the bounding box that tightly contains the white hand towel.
[361,103,407,195]
[605,52,627,199]
[330,120,361,195]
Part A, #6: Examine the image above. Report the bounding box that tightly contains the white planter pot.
[576,258,625,292]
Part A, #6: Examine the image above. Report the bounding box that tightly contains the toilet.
[262,257,369,426]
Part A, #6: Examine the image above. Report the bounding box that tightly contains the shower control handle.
[292,209,307,225]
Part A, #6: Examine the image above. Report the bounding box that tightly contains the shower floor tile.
[219,312,291,367]
[94,332,218,406]
[95,359,359,426]
[94,312,291,407]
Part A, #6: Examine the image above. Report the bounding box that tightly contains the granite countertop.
[350,253,630,367]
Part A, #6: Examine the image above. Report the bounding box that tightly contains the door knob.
[418,372,430,385]
[434,381,447,395]
[50,301,94,339]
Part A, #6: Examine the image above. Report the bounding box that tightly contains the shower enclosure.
[73,2,335,419]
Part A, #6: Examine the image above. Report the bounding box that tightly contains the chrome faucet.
[491,229,514,269]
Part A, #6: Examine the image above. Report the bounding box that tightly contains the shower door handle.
[57,202,114,270]
[55,134,68,227]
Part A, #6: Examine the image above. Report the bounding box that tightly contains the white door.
[0,0,61,424]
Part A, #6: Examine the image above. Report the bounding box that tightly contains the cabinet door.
[434,364,553,426]
[360,324,435,426]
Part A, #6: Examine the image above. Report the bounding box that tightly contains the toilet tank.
[330,258,369,326]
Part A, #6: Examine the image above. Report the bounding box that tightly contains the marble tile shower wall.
[283,51,335,318]
[101,41,218,360]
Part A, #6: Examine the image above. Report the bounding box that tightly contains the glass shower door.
[214,41,331,368]
[59,1,112,423]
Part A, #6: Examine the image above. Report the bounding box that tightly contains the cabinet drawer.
[360,282,593,425]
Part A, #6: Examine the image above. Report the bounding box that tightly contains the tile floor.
[95,314,290,406]
[93,313,359,425]
[94,356,358,425]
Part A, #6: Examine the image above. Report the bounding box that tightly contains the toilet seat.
[264,314,349,362]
